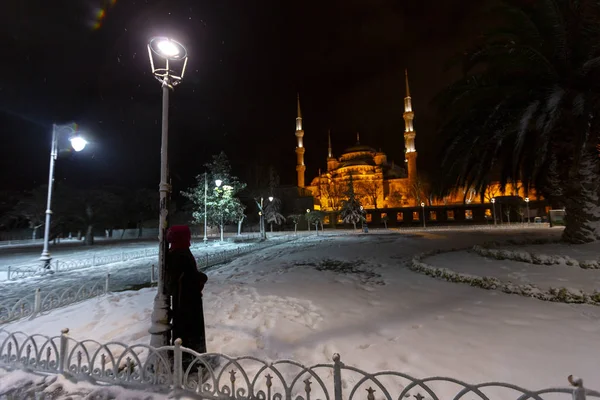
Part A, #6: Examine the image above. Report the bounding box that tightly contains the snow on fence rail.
[0,276,110,325]
[3,236,301,325]
[3,247,159,281]
[0,328,596,400]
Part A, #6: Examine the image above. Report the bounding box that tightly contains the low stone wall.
[410,250,600,305]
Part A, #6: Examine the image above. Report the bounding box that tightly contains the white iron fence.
[4,247,159,281]
[0,328,596,400]
[0,277,110,324]
[2,235,302,325]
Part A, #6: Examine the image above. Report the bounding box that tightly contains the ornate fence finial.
[569,375,586,400]
[366,387,376,400]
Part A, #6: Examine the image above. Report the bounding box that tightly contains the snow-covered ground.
[3,227,596,399]
[0,234,293,304]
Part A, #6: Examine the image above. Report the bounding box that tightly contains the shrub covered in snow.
[411,251,600,306]
[472,240,600,270]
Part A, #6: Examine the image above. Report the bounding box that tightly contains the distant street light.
[491,198,497,226]
[40,123,87,269]
[267,196,274,233]
[215,180,224,242]
[203,172,208,244]
[421,202,426,228]
[147,36,188,348]
[306,209,311,232]
[525,197,530,224]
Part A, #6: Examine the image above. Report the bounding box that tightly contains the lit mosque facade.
[293,70,542,225]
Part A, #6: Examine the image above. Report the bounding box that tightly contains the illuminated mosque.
[293,70,542,225]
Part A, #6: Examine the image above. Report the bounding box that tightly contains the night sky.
[1,0,489,193]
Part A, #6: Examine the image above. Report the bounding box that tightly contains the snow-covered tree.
[183,152,246,234]
[435,0,600,243]
[306,210,326,234]
[264,197,285,232]
[287,213,303,234]
[339,176,364,230]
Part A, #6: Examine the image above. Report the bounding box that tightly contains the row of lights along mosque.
[293,70,542,224]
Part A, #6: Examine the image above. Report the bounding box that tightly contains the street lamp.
[525,197,530,223]
[491,198,497,226]
[147,36,188,348]
[421,202,426,228]
[267,196,274,233]
[215,180,224,242]
[203,172,208,244]
[306,209,311,232]
[40,123,87,269]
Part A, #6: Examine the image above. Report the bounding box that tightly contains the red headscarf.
[167,225,191,250]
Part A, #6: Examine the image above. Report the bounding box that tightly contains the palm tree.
[435,0,600,243]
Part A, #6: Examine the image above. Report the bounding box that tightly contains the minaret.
[327,129,337,171]
[403,69,417,182]
[295,93,306,188]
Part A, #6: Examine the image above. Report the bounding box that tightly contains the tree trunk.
[85,225,94,245]
[294,223,297,234]
[562,147,600,243]
[270,223,273,233]
[32,226,38,240]
[353,222,356,230]
[384,221,387,229]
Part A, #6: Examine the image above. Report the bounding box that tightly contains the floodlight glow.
[157,40,180,57]
[525,197,529,202]
[70,136,87,152]
[268,196,273,202]
[215,179,223,187]
[491,198,496,203]
[306,209,310,213]
[421,202,425,207]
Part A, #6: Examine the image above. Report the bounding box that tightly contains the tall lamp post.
[421,202,426,228]
[40,124,88,269]
[491,198,497,226]
[203,172,208,244]
[268,196,274,233]
[215,179,224,242]
[147,37,188,348]
[525,197,530,223]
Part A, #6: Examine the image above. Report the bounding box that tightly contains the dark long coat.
[167,248,208,353]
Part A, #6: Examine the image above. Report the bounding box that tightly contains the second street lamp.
[40,123,87,270]
[147,36,188,348]
[491,198,497,226]
[421,202,426,228]
[525,197,530,223]
[215,180,224,242]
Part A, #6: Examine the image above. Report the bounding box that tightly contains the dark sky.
[0,0,488,193]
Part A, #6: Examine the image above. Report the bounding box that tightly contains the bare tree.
[319,179,346,212]
[356,180,381,209]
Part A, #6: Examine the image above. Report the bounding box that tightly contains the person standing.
[166,225,208,354]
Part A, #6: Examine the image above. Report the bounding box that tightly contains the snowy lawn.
[2,228,596,398]
[424,250,600,292]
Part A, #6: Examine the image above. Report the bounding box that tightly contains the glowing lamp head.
[215,179,223,187]
[306,209,310,213]
[70,136,87,152]
[421,202,425,207]
[157,40,179,57]
[491,198,496,204]
[149,37,187,60]
[525,197,529,203]
[268,196,274,202]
